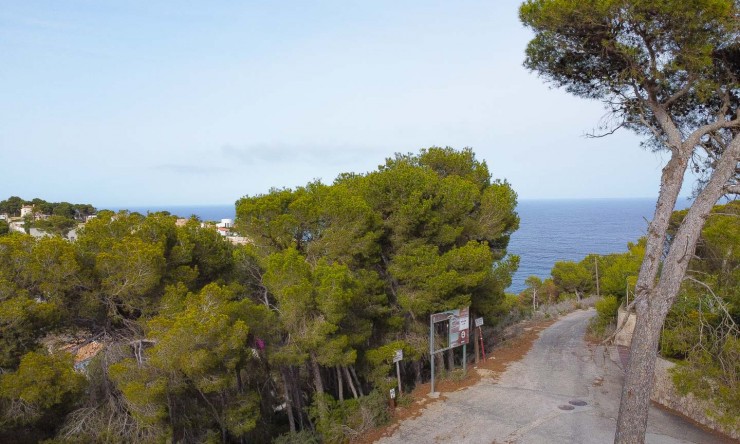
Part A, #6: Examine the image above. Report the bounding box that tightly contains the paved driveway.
[377,309,729,444]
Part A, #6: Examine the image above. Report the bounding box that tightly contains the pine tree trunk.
[446,348,454,371]
[349,365,364,396]
[615,135,740,443]
[336,366,344,402]
[435,351,444,376]
[280,367,296,433]
[294,366,306,431]
[343,366,359,399]
[310,355,328,423]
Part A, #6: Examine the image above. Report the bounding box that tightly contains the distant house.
[86,215,97,223]
[0,213,7,221]
[175,218,188,227]
[9,221,25,233]
[20,205,34,218]
[216,218,233,229]
[217,227,230,236]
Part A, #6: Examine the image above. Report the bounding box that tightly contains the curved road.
[377,309,728,444]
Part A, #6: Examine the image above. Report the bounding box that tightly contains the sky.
[0,0,691,207]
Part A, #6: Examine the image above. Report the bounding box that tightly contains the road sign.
[389,388,396,399]
[393,349,403,363]
[459,315,469,330]
[449,306,470,347]
[430,306,469,394]
[475,317,484,327]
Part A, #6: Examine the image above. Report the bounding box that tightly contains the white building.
[20,205,33,217]
[9,221,25,233]
[216,218,233,229]
[0,213,7,221]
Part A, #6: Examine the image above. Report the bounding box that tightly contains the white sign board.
[458,315,469,330]
[389,388,396,399]
[393,349,403,363]
[475,317,484,327]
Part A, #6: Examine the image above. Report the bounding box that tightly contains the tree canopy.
[0,147,520,443]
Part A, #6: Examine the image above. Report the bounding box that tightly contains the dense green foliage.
[592,296,619,337]
[235,147,519,440]
[0,197,95,220]
[519,0,739,150]
[0,197,97,239]
[551,260,592,301]
[0,148,519,443]
[663,201,739,427]
[519,239,645,311]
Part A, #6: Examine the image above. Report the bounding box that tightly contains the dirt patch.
[74,340,104,363]
[356,318,555,444]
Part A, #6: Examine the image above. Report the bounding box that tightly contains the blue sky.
[0,1,689,207]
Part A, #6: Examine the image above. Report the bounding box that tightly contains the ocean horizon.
[507,197,691,293]
[105,197,692,294]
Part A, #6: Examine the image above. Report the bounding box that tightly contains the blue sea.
[507,198,690,293]
[106,198,691,294]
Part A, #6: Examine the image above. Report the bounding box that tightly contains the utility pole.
[625,279,629,306]
[594,256,600,297]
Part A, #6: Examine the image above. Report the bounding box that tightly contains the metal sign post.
[429,307,470,394]
[393,349,403,394]
[475,317,486,362]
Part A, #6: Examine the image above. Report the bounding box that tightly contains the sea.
[106,198,691,294]
[507,198,690,293]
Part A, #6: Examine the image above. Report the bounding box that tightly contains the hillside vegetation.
[0,147,520,443]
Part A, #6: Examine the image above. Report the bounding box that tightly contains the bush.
[590,296,619,337]
[0,351,86,435]
[273,430,321,444]
[309,390,391,443]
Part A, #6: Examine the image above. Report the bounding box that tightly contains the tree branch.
[687,117,740,150]
[586,121,627,138]
[662,77,695,108]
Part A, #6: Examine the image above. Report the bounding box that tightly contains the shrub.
[273,430,321,444]
[308,390,391,443]
[590,296,619,337]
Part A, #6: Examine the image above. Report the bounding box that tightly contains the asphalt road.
[377,309,729,444]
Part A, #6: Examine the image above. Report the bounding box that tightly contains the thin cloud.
[152,164,230,175]
[0,12,75,31]
[221,143,381,166]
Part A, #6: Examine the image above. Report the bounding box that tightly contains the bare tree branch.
[662,76,695,108]
[586,121,627,138]
[685,113,740,151]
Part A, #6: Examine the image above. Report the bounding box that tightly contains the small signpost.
[393,349,403,395]
[475,317,486,362]
[429,307,470,394]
